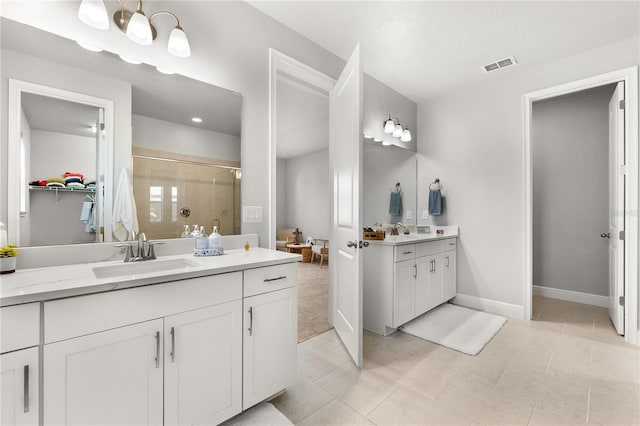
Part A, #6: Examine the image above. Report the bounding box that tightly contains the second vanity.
[0,247,299,426]
[364,227,458,336]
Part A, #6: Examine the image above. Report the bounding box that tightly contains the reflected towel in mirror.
[428,189,443,215]
[389,191,402,216]
[112,168,139,241]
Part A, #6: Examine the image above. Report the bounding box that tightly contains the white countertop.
[369,226,459,246]
[0,248,300,307]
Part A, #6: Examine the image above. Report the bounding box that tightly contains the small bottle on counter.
[195,226,208,249]
[190,225,200,238]
[208,226,221,251]
[180,225,191,238]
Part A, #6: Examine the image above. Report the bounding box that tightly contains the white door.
[44,319,164,425]
[1,347,38,426]
[243,287,297,409]
[608,82,625,335]
[164,302,242,426]
[329,45,364,367]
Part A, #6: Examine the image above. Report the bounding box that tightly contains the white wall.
[284,149,330,241]
[417,36,639,311]
[30,130,96,181]
[1,48,131,226]
[132,115,240,163]
[276,158,287,230]
[532,85,614,297]
[363,144,417,226]
[0,0,347,248]
[18,107,31,246]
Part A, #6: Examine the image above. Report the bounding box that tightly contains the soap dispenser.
[195,226,208,249]
[208,226,221,251]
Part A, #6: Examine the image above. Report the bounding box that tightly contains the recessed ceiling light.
[77,41,103,52]
[191,117,203,123]
[156,66,175,75]
[119,55,142,65]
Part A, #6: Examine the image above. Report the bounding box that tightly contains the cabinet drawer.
[1,303,40,353]
[244,263,297,297]
[394,244,417,262]
[443,238,457,251]
[415,240,445,257]
[45,272,242,344]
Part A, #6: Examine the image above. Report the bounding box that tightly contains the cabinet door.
[423,254,445,313]
[414,256,432,317]
[1,347,38,426]
[444,249,457,301]
[164,301,242,426]
[393,259,416,327]
[44,319,163,426]
[243,287,297,410]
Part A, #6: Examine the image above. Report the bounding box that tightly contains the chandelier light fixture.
[382,114,412,142]
[77,0,191,58]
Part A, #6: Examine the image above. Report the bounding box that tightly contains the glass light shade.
[78,0,109,30]
[383,117,395,134]
[127,11,153,45]
[401,128,412,142]
[168,27,191,58]
[393,123,403,138]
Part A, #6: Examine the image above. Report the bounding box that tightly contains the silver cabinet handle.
[403,251,413,255]
[413,264,417,279]
[449,242,456,246]
[23,365,29,413]
[430,260,435,273]
[445,256,450,267]
[154,331,160,368]
[248,307,253,336]
[170,326,176,363]
[264,276,287,282]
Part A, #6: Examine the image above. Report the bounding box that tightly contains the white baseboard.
[533,285,609,308]
[452,293,524,319]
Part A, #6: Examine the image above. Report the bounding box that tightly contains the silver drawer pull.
[402,251,413,255]
[449,243,455,246]
[248,307,253,336]
[170,326,176,363]
[23,365,29,413]
[154,331,160,368]
[264,275,287,282]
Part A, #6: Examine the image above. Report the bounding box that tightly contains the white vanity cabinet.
[0,303,40,426]
[242,264,297,410]
[364,238,457,335]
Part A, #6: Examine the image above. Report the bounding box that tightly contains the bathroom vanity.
[0,248,298,426]
[363,227,458,336]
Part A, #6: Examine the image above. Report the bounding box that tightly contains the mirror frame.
[7,78,115,245]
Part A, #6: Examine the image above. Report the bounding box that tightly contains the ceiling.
[1,18,242,136]
[249,1,640,102]
[276,74,329,159]
[22,93,99,138]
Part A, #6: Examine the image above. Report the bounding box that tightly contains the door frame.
[522,66,639,345]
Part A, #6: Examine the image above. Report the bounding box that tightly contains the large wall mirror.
[2,18,242,247]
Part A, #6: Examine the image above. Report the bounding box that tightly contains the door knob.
[347,240,357,248]
[601,233,611,239]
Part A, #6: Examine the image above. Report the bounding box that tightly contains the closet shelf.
[29,186,96,194]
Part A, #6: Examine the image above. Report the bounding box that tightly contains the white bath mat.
[400,303,507,355]
[222,402,293,426]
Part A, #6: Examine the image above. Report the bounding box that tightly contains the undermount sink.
[384,235,416,242]
[93,258,200,279]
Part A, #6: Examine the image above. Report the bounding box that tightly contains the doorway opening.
[523,67,639,345]
[268,50,336,343]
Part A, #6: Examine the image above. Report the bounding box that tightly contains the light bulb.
[78,0,109,30]
[401,128,412,142]
[383,115,395,134]
[393,123,403,138]
[168,26,191,58]
[127,11,153,45]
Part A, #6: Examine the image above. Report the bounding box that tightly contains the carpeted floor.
[297,262,332,342]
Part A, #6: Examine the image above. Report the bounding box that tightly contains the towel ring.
[429,178,442,190]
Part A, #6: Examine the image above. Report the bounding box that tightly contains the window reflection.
[149,186,163,222]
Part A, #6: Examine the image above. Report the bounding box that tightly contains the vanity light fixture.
[78,0,191,58]
[76,41,103,52]
[383,114,411,142]
[119,54,142,65]
[401,125,412,142]
[383,115,395,134]
[392,121,403,138]
[191,117,203,123]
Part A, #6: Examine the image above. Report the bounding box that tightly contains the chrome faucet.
[115,231,164,262]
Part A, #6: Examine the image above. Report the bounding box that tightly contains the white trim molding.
[533,285,609,308]
[523,66,639,346]
[452,293,524,319]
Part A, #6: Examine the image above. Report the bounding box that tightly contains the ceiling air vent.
[482,56,517,73]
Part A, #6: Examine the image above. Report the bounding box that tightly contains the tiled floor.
[272,296,640,425]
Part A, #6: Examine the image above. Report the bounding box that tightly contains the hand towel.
[428,189,443,216]
[80,201,92,221]
[112,168,139,241]
[389,191,402,216]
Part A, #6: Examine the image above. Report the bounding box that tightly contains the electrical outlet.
[405,210,412,220]
[422,210,429,220]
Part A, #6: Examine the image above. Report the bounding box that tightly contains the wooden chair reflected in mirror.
[310,238,329,268]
